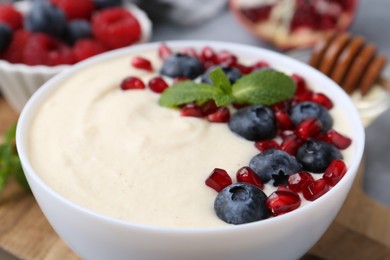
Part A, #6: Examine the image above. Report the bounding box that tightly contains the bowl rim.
[0,0,152,73]
[16,40,365,234]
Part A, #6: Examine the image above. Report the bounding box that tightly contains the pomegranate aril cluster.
[117,43,353,225]
[121,44,271,124]
[205,67,352,224]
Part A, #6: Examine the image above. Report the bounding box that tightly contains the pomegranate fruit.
[229,0,358,49]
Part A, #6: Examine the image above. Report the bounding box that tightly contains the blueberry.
[0,23,12,52]
[290,101,333,131]
[160,53,203,79]
[201,66,242,84]
[249,149,302,182]
[93,0,122,9]
[65,19,92,45]
[24,1,67,38]
[228,105,277,141]
[296,140,342,173]
[214,183,269,224]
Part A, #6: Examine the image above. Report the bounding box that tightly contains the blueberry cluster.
[156,44,348,225]
[215,100,343,224]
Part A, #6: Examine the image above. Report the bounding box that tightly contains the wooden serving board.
[0,97,389,260]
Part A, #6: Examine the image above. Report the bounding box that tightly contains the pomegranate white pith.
[230,0,358,49]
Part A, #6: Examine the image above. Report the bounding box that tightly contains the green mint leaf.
[214,94,235,107]
[12,155,29,191]
[209,67,232,94]
[4,124,16,144]
[0,144,11,191]
[232,70,296,105]
[159,81,226,107]
[0,124,30,192]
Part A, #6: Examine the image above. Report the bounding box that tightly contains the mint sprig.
[159,67,296,108]
[232,69,296,105]
[0,124,29,192]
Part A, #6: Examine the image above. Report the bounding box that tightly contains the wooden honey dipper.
[309,32,388,96]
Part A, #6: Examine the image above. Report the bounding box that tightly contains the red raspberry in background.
[73,39,106,62]
[51,0,95,20]
[23,33,75,66]
[46,45,75,66]
[0,4,23,30]
[1,30,31,63]
[92,7,141,50]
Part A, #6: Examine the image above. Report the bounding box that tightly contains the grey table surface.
[149,0,390,207]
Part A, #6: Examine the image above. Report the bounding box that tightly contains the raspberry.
[46,45,75,66]
[73,39,106,62]
[1,29,31,63]
[0,4,23,30]
[51,0,95,20]
[23,33,75,66]
[92,7,141,50]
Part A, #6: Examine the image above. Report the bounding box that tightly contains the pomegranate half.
[230,0,358,50]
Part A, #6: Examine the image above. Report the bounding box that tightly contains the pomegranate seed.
[271,100,290,112]
[218,51,237,66]
[235,63,252,74]
[207,107,230,123]
[326,129,352,149]
[266,190,301,216]
[131,56,153,72]
[314,132,328,142]
[200,46,218,63]
[251,60,269,70]
[302,178,330,201]
[180,47,198,58]
[323,159,347,186]
[120,76,145,90]
[180,104,203,118]
[293,90,313,103]
[295,118,323,140]
[236,166,264,189]
[312,93,333,109]
[173,77,188,83]
[275,110,293,130]
[280,135,303,155]
[287,171,315,192]
[255,140,280,152]
[291,73,307,94]
[205,168,233,192]
[158,43,172,60]
[148,76,168,93]
[200,100,218,116]
[232,103,249,109]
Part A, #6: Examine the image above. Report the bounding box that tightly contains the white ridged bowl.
[0,1,152,112]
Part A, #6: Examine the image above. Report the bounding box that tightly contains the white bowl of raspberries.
[0,0,152,112]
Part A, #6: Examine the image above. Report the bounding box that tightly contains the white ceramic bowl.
[16,41,365,260]
[0,1,152,113]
